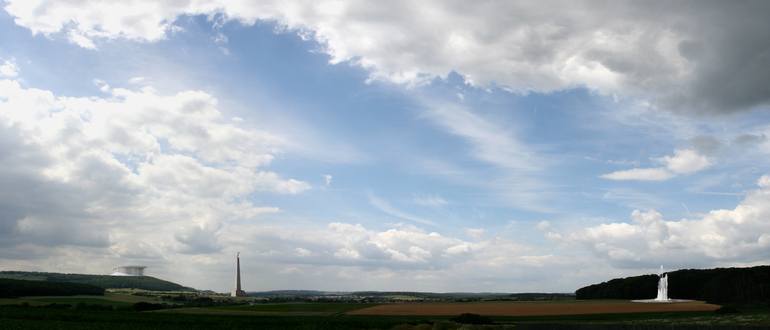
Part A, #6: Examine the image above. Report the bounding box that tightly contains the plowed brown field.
[346,300,719,316]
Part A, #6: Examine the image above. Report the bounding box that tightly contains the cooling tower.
[111,265,146,276]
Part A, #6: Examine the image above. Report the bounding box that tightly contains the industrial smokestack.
[230,252,246,297]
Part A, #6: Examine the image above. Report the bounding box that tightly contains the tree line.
[0,278,104,298]
[0,271,193,291]
[576,265,770,303]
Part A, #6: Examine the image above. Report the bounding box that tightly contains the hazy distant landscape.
[2,266,770,329]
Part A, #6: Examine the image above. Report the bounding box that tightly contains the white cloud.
[0,77,305,266]
[566,175,770,268]
[660,149,711,174]
[6,1,770,113]
[421,100,551,211]
[248,222,465,266]
[423,101,539,172]
[322,174,332,186]
[228,221,541,272]
[294,247,312,257]
[214,220,587,292]
[759,175,770,188]
[368,193,436,226]
[601,149,709,181]
[93,79,110,92]
[464,228,485,239]
[601,168,674,181]
[4,1,183,43]
[0,59,18,77]
[0,120,579,291]
[4,0,770,292]
[412,194,448,207]
[535,221,551,231]
[254,172,311,194]
[67,30,96,49]
[128,76,146,84]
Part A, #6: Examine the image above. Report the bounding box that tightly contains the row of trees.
[0,278,104,298]
[576,265,770,303]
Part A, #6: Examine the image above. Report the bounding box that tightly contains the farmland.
[2,296,770,329]
[0,281,762,329]
[348,300,720,316]
[162,302,379,316]
[214,302,378,314]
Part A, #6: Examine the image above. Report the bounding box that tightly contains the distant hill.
[0,271,194,292]
[576,265,770,304]
[0,278,105,298]
[248,290,573,301]
[348,291,573,300]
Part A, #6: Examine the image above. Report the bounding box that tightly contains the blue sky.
[1,1,770,292]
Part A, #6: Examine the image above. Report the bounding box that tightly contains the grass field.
[0,293,159,307]
[3,303,770,329]
[0,305,434,330]
[2,296,769,329]
[156,302,380,316]
[216,302,378,313]
[348,300,720,316]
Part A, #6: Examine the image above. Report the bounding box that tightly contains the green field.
[2,297,770,329]
[0,305,435,330]
[156,302,381,317]
[17,297,131,307]
[0,293,160,307]
[215,302,378,313]
[3,304,770,329]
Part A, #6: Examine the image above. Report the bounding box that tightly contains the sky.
[1,0,770,293]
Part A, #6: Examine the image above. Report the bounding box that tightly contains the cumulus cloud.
[660,149,711,174]
[209,219,582,291]
[0,77,305,264]
[3,1,185,44]
[5,1,770,113]
[464,228,485,240]
[225,221,546,272]
[566,175,770,268]
[601,149,710,181]
[0,76,606,291]
[0,59,18,77]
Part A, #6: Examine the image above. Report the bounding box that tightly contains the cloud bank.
[5,0,770,113]
[0,76,567,291]
[0,77,307,261]
[567,175,770,268]
[3,1,770,292]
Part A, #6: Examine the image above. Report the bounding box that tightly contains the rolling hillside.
[0,271,194,292]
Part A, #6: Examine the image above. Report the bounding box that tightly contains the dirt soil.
[346,300,720,316]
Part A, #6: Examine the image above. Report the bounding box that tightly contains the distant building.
[231,252,246,297]
[111,265,146,276]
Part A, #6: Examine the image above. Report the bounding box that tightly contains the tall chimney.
[231,252,246,297]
